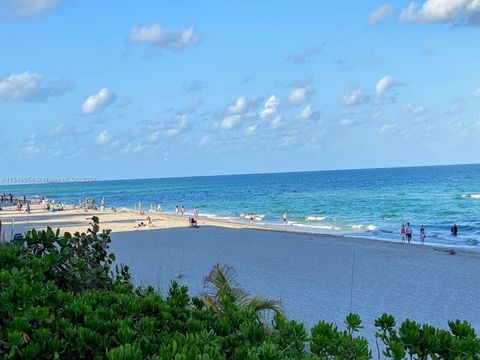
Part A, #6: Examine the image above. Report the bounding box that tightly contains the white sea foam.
[240,213,266,220]
[305,216,327,221]
[461,194,480,199]
[201,213,219,218]
[290,223,339,231]
[351,224,378,231]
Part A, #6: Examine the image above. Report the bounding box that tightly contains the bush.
[0,222,478,359]
[18,216,130,292]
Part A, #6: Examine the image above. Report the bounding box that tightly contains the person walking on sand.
[400,224,406,243]
[420,225,426,244]
[283,211,288,224]
[405,222,412,244]
[181,205,185,217]
[194,207,199,218]
[175,205,179,216]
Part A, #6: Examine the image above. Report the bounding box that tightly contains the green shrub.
[18,216,130,292]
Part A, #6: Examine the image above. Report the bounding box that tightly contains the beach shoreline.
[1,203,479,256]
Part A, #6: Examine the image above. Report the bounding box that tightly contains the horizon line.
[2,161,479,187]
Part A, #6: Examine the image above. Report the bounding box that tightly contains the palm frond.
[248,296,284,317]
[202,263,247,300]
[201,263,284,327]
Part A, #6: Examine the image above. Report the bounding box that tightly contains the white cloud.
[198,134,210,147]
[404,103,426,115]
[288,87,311,105]
[341,88,369,105]
[95,130,110,145]
[298,104,321,121]
[227,95,260,114]
[376,75,404,96]
[129,23,199,50]
[245,123,258,134]
[48,124,66,137]
[81,88,116,115]
[122,143,147,155]
[165,114,188,136]
[369,3,395,25]
[400,0,480,25]
[23,137,40,156]
[380,122,397,134]
[228,96,248,113]
[299,105,312,120]
[7,0,59,17]
[339,118,354,127]
[221,115,242,130]
[186,80,206,93]
[0,71,72,102]
[286,42,327,63]
[259,95,280,118]
[270,115,283,129]
[147,131,161,143]
[472,88,480,98]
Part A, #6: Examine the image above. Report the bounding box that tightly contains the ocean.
[2,164,480,248]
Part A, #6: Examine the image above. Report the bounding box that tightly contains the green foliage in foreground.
[0,219,478,359]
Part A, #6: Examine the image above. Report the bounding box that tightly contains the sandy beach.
[1,205,479,344]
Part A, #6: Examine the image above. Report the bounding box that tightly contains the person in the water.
[451,224,458,236]
[405,223,412,244]
[420,225,426,244]
[400,224,406,243]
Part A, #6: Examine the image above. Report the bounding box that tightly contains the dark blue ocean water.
[2,164,480,248]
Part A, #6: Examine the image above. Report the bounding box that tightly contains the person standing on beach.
[283,211,288,224]
[181,205,185,217]
[400,224,406,243]
[420,225,426,244]
[175,205,179,216]
[405,223,412,244]
[194,207,199,218]
[250,212,254,223]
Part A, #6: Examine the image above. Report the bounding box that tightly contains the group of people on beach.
[400,223,459,244]
[0,193,15,204]
[1,194,33,214]
[134,204,201,230]
[400,223,425,244]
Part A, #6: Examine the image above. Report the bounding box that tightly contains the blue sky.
[1,0,479,180]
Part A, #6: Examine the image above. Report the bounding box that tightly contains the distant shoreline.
[1,203,479,257]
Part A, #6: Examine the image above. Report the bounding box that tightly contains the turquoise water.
[2,164,480,248]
